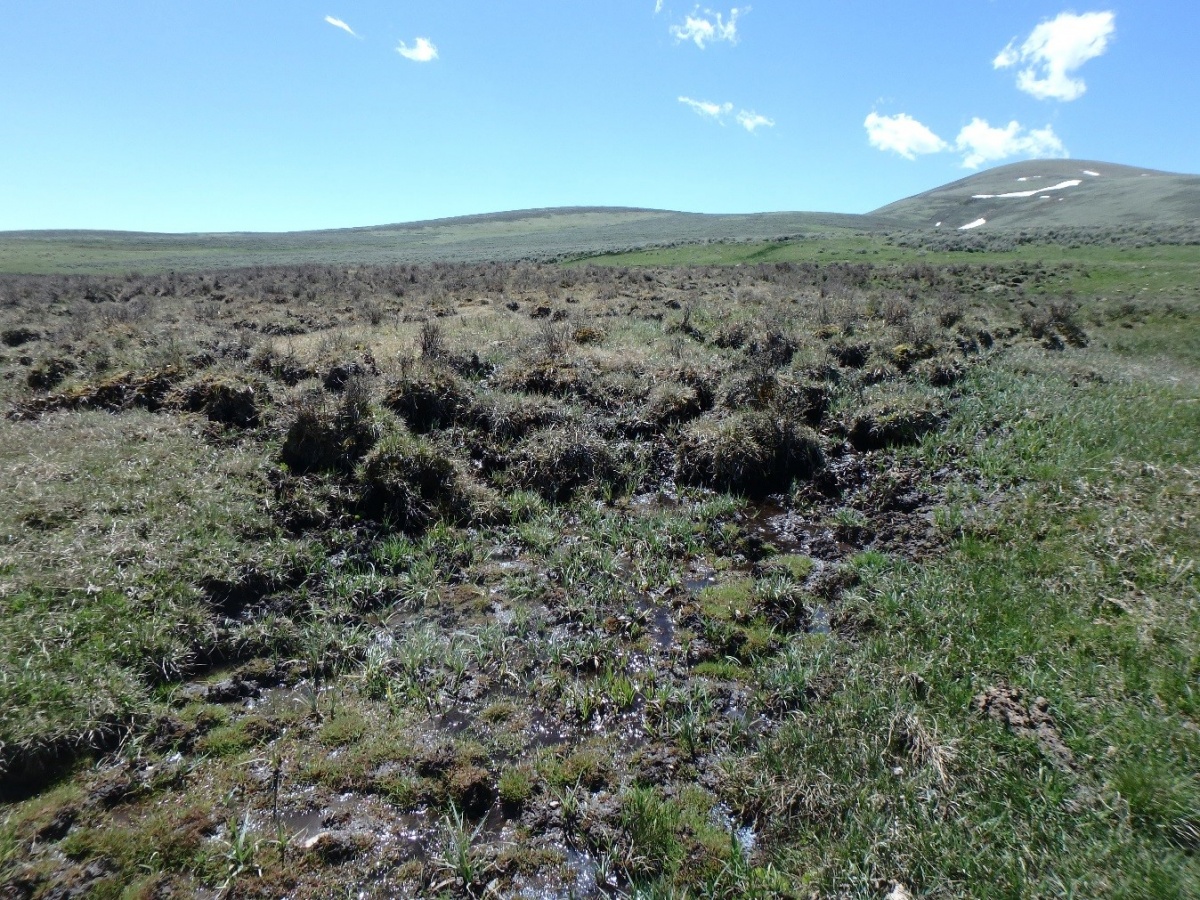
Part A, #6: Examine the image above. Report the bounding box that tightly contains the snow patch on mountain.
[973,179,1082,200]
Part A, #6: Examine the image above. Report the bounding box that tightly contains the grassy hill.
[2,159,1197,276]
[874,159,1200,231]
[0,208,888,275]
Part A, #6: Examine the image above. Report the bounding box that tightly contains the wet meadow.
[1,242,1197,898]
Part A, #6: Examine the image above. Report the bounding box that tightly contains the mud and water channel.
[139,458,950,898]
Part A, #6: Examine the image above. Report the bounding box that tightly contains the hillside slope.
[874,159,1200,231]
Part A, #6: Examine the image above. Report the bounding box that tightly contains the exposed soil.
[975,685,1075,771]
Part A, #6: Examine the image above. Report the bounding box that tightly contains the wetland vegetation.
[0,238,1197,898]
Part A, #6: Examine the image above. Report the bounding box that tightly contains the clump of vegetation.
[382,363,472,433]
[844,389,944,451]
[636,379,708,431]
[497,765,534,810]
[358,428,495,528]
[918,354,965,387]
[447,764,494,818]
[174,374,263,427]
[1,326,40,347]
[498,355,597,402]
[465,389,572,442]
[25,355,75,390]
[677,410,823,496]
[506,425,624,500]
[280,383,377,473]
[1022,301,1089,349]
[18,366,182,416]
[830,340,871,368]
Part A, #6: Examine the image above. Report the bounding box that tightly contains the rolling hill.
[1,159,1197,274]
[874,159,1200,231]
[0,209,885,275]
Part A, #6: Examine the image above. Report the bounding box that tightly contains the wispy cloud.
[671,6,747,48]
[995,11,1115,101]
[736,110,774,133]
[397,37,439,63]
[680,97,773,132]
[864,112,948,160]
[655,0,664,13]
[324,15,358,38]
[955,118,1067,169]
[679,96,733,119]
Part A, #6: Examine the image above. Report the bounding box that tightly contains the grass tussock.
[677,411,824,497]
[358,428,498,529]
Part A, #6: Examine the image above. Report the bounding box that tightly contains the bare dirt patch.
[975,685,1075,770]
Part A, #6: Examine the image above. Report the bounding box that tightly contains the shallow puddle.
[744,502,856,560]
[639,600,676,651]
[274,793,362,841]
[436,708,474,735]
[505,844,607,899]
[526,710,571,749]
[743,503,809,553]
[709,803,759,854]
[247,684,313,716]
[277,808,324,842]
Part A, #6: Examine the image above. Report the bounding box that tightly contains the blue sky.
[2,1,1197,232]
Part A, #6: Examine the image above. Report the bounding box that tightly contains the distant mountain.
[873,159,1200,231]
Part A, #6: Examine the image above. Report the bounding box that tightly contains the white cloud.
[955,118,1067,169]
[671,6,747,48]
[655,1,664,13]
[397,37,438,62]
[324,16,357,38]
[679,97,770,131]
[994,11,1115,101]
[865,111,1067,169]
[736,110,774,133]
[863,112,948,160]
[679,96,734,120]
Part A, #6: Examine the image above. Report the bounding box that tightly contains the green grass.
[0,411,287,765]
[587,232,1200,293]
[744,359,1199,895]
